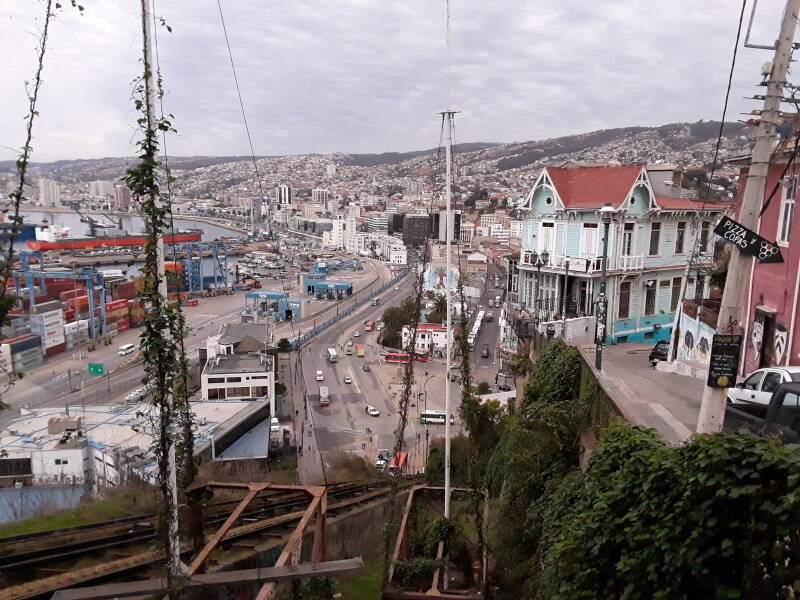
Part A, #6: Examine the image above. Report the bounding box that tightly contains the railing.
[520,252,645,273]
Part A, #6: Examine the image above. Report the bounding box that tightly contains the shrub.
[393,557,439,591]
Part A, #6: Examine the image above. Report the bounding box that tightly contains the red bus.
[385,352,429,364]
[388,452,408,474]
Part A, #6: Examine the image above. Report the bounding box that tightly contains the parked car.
[270,417,279,433]
[118,343,136,356]
[366,405,380,417]
[727,367,800,407]
[344,375,352,384]
[726,382,800,442]
[315,370,324,381]
[648,340,670,366]
[362,364,371,372]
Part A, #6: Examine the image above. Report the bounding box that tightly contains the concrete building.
[366,213,389,232]
[114,185,132,211]
[460,220,475,244]
[202,332,276,416]
[402,213,430,246]
[89,180,115,198]
[389,243,408,265]
[326,162,337,177]
[401,323,453,356]
[38,178,61,207]
[431,210,462,243]
[489,223,511,244]
[509,220,523,240]
[312,188,332,204]
[322,215,349,250]
[276,184,292,208]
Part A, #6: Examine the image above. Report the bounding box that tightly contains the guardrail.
[290,268,410,349]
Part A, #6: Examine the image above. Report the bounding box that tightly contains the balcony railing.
[521,252,645,273]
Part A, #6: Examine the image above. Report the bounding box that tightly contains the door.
[729,370,764,404]
[757,370,785,405]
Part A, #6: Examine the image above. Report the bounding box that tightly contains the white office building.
[276,184,292,208]
[38,178,61,207]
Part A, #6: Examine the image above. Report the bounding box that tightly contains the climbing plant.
[124,7,192,596]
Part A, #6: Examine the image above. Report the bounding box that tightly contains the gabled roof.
[544,164,645,209]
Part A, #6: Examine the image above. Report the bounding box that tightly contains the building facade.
[518,164,724,344]
[276,184,292,208]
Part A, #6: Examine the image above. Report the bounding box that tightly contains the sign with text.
[714,216,784,263]
[706,334,742,388]
[88,363,105,376]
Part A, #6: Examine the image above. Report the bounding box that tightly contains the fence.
[290,268,410,349]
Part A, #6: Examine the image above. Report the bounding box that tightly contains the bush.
[522,340,582,406]
[476,381,490,395]
[274,381,286,395]
[276,337,291,351]
[539,431,800,600]
[393,557,439,591]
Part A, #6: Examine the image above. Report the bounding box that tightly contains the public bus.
[388,452,408,474]
[319,386,330,406]
[385,352,429,364]
[356,344,366,357]
[420,410,454,425]
[365,320,375,331]
[326,348,338,363]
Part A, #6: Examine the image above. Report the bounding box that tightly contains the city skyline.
[1,0,784,162]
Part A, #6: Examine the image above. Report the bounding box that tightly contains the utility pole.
[443,108,455,524]
[141,0,182,580]
[697,0,800,432]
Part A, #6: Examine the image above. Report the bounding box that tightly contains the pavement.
[581,342,702,444]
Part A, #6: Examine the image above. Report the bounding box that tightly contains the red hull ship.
[26,223,203,251]
[27,231,202,251]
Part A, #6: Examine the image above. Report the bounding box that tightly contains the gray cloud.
[0,0,788,161]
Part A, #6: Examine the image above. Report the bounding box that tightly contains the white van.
[270,417,280,433]
[117,343,136,356]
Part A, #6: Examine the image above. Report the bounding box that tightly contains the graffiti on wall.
[774,323,788,365]
[677,312,714,365]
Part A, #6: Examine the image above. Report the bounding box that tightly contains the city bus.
[420,410,454,425]
[365,320,375,331]
[385,352,429,364]
[319,386,330,406]
[326,348,338,363]
[388,452,408,474]
[356,344,366,357]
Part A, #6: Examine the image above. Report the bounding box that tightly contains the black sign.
[714,216,784,263]
[707,334,743,388]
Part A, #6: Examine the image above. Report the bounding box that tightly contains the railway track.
[0,477,419,600]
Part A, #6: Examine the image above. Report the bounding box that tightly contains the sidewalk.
[580,342,702,445]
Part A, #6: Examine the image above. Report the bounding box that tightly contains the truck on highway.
[725,382,800,442]
[319,386,330,407]
[371,297,380,306]
[356,344,366,357]
[326,348,338,363]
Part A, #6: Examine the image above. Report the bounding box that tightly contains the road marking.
[349,368,361,394]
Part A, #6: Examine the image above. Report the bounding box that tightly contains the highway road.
[2,259,391,412]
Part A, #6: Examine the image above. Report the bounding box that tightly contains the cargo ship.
[26,223,203,251]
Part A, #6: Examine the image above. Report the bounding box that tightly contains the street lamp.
[530,250,549,326]
[595,204,617,370]
[561,258,570,338]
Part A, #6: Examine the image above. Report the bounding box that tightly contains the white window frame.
[778,175,797,246]
[539,221,555,253]
[580,223,599,257]
[621,222,635,257]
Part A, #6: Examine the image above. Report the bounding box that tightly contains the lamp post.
[530,250,549,326]
[594,204,617,370]
[561,258,570,337]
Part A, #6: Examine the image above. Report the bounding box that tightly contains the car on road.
[648,340,670,366]
[346,339,354,347]
[270,417,280,433]
[481,345,490,359]
[366,404,380,417]
[727,367,800,407]
[377,322,385,330]
[353,331,361,337]
[316,370,324,381]
[375,457,388,471]
[362,364,371,372]
[344,375,352,384]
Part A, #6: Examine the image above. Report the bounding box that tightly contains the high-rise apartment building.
[430,210,462,243]
[89,180,115,197]
[312,188,332,204]
[38,178,61,207]
[114,185,132,211]
[402,213,430,246]
[276,184,292,208]
[326,162,337,177]
[366,213,389,232]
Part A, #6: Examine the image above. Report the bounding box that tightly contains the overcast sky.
[0,0,790,162]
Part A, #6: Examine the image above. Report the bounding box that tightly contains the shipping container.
[8,335,42,354]
[114,282,138,300]
[32,300,63,315]
[116,319,130,332]
[105,299,129,312]
[45,342,66,357]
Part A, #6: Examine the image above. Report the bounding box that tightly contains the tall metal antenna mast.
[443,0,454,524]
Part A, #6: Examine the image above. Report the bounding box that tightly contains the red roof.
[415,323,447,331]
[546,164,644,209]
[655,195,726,211]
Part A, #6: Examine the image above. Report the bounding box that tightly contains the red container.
[185,298,199,307]
[60,289,87,302]
[62,308,76,322]
[105,299,129,312]
[116,319,130,332]
[45,342,66,357]
[114,282,138,300]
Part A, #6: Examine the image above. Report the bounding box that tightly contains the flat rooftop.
[204,353,273,375]
[0,401,254,455]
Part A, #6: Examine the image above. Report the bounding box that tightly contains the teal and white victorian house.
[517,163,725,344]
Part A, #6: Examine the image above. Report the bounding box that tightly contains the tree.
[277,337,291,351]
[427,293,447,324]
[476,381,490,395]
